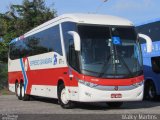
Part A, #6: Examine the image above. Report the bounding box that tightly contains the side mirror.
[68,31,81,51]
[138,34,152,53]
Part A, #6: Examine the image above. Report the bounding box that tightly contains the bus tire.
[107,102,123,108]
[21,83,30,101]
[17,83,22,100]
[15,82,19,97]
[58,83,74,109]
[144,81,157,100]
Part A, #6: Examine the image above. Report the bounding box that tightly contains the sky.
[0,0,160,25]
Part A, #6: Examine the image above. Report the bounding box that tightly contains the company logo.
[53,54,57,65]
[114,86,119,91]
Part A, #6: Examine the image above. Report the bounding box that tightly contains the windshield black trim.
[78,24,143,79]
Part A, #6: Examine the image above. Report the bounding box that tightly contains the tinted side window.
[62,22,77,56]
[25,36,48,56]
[26,25,62,56]
[39,25,62,55]
[69,38,80,71]
[151,56,160,73]
[62,22,80,71]
[10,25,62,60]
[9,39,30,60]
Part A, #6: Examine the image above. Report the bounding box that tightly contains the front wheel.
[58,84,74,109]
[144,81,157,100]
[107,102,123,108]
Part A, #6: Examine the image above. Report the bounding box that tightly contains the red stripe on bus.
[9,67,144,94]
[83,75,144,86]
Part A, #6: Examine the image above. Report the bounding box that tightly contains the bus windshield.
[78,25,143,78]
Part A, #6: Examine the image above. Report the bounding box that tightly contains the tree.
[0,0,57,63]
[0,0,57,90]
[0,63,7,90]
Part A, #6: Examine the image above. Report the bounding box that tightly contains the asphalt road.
[0,95,160,120]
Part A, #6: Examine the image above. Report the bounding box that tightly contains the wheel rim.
[21,85,25,98]
[17,84,20,97]
[149,86,155,99]
[61,88,69,104]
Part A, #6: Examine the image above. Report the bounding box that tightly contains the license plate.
[111,94,122,98]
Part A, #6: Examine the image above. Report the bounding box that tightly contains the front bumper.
[78,83,144,102]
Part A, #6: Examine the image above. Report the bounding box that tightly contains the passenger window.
[61,22,80,72]
[69,38,80,72]
[151,56,160,73]
[9,25,62,60]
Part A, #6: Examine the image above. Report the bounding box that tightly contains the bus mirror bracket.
[138,33,152,53]
[68,31,81,51]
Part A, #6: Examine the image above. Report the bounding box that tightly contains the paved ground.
[0,95,160,120]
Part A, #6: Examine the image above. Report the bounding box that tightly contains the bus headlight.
[132,81,143,87]
[78,80,98,88]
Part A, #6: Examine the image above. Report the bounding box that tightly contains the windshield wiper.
[98,55,111,77]
[82,69,100,76]
[90,61,104,65]
[98,54,134,78]
[118,55,133,77]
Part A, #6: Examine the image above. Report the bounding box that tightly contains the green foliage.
[0,0,57,90]
[0,0,57,63]
[0,63,8,90]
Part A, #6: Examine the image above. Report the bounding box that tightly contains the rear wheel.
[144,81,157,100]
[16,83,22,100]
[15,82,19,97]
[107,102,123,108]
[21,83,30,101]
[58,83,74,109]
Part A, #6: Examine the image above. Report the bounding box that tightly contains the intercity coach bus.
[8,13,152,108]
[137,19,160,100]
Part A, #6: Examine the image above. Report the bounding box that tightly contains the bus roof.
[10,13,133,44]
[136,18,160,27]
